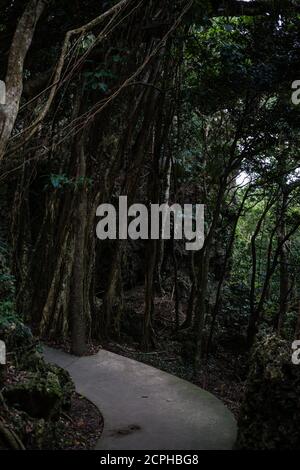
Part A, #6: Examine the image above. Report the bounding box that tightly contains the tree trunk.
[143,240,157,350]
[193,250,210,369]
[275,190,289,333]
[71,136,88,356]
[295,300,300,340]
[0,0,46,160]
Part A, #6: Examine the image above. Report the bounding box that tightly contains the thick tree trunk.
[143,240,158,350]
[0,0,46,160]
[157,156,172,293]
[71,136,88,356]
[102,243,124,338]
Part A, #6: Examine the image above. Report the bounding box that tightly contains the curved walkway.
[43,346,237,450]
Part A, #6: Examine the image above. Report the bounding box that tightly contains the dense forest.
[1,0,300,451]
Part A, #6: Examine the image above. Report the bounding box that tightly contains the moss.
[45,364,75,410]
[237,334,300,450]
[19,348,45,371]
[3,364,74,420]
[0,318,35,359]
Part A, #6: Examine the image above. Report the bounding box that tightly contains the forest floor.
[55,394,103,450]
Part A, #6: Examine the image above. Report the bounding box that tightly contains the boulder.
[237,334,300,450]
[3,365,74,419]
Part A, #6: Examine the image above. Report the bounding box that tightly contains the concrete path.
[43,346,237,450]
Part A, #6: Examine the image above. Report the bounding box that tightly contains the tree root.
[0,421,25,450]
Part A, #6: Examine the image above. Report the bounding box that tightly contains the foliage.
[48,174,93,190]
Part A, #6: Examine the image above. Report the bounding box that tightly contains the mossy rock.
[19,348,45,372]
[0,319,35,355]
[3,365,74,419]
[44,363,75,410]
[237,334,300,450]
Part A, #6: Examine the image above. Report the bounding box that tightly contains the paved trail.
[43,346,237,450]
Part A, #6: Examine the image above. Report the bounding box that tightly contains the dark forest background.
[1,0,300,450]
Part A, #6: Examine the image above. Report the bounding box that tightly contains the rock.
[45,364,75,410]
[0,318,35,356]
[237,334,300,450]
[3,365,74,419]
[20,348,44,372]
